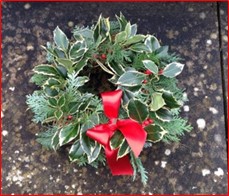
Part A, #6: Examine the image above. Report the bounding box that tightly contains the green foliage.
[36,126,58,149]
[26,91,55,123]
[27,13,192,185]
[130,152,148,186]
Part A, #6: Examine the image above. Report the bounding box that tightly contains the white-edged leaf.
[145,124,168,143]
[33,64,58,76]
[53,26,69,51]
[142,60,158,74]
[69,140,85,162]
[163,62,184,78]
[124,35,145,46]
[144,35,160,53]
[117,70,145,87]
[59,123,79,146]
[95,60,114,75]
[150,92,166,111]
[127,99,148,122]
[117,140,130,159]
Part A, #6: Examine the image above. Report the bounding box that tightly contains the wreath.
[26,13,192,185]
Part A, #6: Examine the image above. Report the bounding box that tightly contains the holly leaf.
[51,131,60,151]
[145,124,168,143]
[48,97,58,107]
[87,142,101,163]
[45,87,58,97]
[144,35,160,53]
[124,35,145,46]
[150,92,165,111]
[57,94,66,107]
[162,62,184,78]
[43,78,61,88]
[155,108,173,122]
[56,58,73,71]
[110,131,124,150]
[33,64,59,77]
[129,43,150,53]
[162,91,180,108]
[130,24,137,37]
[117,140,130,159]
[53,26,69,51]
[122,88,134,105]
[69,140,85,162]
[155,46,168,58]
[117,70,145,87]
[127,99,148,122]
[54,109,63,120]
[142,60,158,74]
[56,65,67,79]
[59,123,79,146]
[115,31,127,43]
[80,113,99,157]
[69,40,87,61]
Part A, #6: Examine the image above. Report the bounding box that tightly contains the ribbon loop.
[101,90,122,119]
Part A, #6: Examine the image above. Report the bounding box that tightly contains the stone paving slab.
[1,2,228,194]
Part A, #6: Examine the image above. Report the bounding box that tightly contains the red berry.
[147,118,153,124]
[159,69,163,75]
[144,70,152,75]
[67,115,73,120]
[143,79,148,84]
[101,54,107,60]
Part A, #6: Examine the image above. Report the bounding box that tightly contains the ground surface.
[2,2,228,194]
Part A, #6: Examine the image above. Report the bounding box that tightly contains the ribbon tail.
[118,119,147,157]
[105,146,133,175]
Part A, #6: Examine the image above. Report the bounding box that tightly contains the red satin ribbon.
[86,90,147,175]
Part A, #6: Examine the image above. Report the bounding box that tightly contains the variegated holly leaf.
[33,64,59,77]
[45,87,58,97]
[51,131,60,151]
[57,94,66,107]
[107,62,125,76]
[117,70,145,87]
[115,31,127,44]
[43,78,61,89]
[162,91,180,108]
[155,108,173,122]
[56,58,73,71]
[73,58,89,75]
[162,62,184,78]
[129,43,150,53]
[122,88,134,105]
[80,113,100,162]
[127,99,148,122]
[53,26,69,51]
[124,35,145,46]
[69,140,85,162]
[54,109,63,120]
[155,46,168,58]
[69,40,87,62]
[117,140,130,159]
[150,92,166,111]
[110,131,124,150]
[142,60,158,75]
[145,124,168,143]
[59,123,79,146]
[116,12,128,31]
[144,35,160,53]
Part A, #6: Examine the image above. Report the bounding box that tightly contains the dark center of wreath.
[79,57,116,96]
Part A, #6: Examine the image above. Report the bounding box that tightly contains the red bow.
[86,90,147,175]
